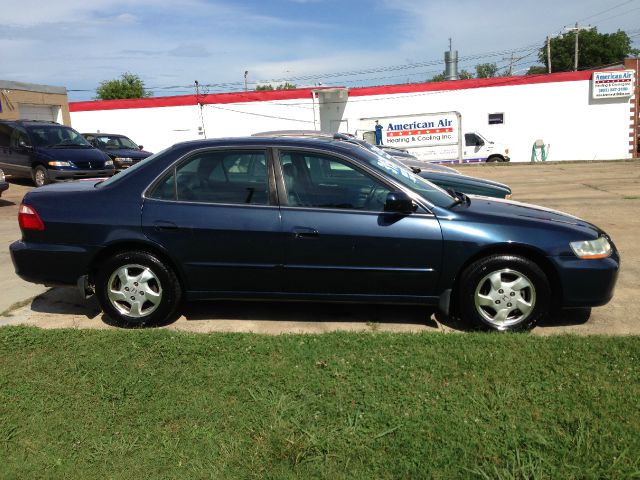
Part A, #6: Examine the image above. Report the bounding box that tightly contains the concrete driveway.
[1,160,638,335]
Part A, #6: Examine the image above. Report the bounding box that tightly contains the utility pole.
[546,36,552,73]
[564,23,591,71]
[503,51,529,76]
[194,80,207,139]
[574,22,579,71]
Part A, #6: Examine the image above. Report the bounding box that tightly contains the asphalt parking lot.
[1,160,638,335]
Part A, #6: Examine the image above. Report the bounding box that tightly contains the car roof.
[0,120,63,127]
[171,135,367,155]
[82,133,128,137]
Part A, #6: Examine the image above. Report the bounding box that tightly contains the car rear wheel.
[458,254,550,331]
[33,166,50,187]
[95,251,182,327]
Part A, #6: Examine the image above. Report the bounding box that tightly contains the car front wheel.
[95,251,182,327]
[458,255,550,331]
[33,166,50,187]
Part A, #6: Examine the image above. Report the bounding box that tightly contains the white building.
[69,68,637,163]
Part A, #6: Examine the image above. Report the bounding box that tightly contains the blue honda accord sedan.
[10,135,619,331]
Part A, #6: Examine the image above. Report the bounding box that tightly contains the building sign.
[382,112,460,148]
[592,70,635,99]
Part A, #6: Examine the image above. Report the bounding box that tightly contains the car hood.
[421,171,509,190]
[36,146,108,161]
[452,196,589,226]
[104,148,152,159]
[431,197,607,257]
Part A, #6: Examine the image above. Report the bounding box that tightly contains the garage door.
[19,104,60,122]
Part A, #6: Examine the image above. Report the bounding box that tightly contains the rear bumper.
[10,240,95,286]
[48,168,115,182]
[551,253,620,307]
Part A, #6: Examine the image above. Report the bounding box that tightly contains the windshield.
[95,135,139,150]
[26,125,91,148]
[351,141,455,207]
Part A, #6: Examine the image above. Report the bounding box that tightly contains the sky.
[1,0,639,101]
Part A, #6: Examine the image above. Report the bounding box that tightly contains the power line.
[579,0,638,22]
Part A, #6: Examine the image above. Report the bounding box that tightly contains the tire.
[95,251,182,327]
[33,166,50,187]
[486,155,504,163]
[457,254,550,332]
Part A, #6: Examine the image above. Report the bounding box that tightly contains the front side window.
[279,150,391,211]
[10,126,30,149]
[149,149,269,205]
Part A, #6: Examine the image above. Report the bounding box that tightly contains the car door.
[275,148,443,299]
[0,124,30,177]
[8,126,34,178]
[141,148,283,295]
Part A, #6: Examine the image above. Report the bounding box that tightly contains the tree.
[95,73,152,100]
[527,28,638,74]
[428,69,474,82]
[526,66,548,75]
[255,82,297,91]
[476,63,498,78]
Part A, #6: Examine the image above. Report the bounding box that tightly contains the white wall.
[70,77,632,162]
[341,81,631,162]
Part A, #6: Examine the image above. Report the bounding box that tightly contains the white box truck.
[355,111,510,163]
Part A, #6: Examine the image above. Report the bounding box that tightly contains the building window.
[488,113,504,125]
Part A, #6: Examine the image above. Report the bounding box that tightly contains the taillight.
[18,203,45,231]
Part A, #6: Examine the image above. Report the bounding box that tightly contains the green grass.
[1,327,639,479]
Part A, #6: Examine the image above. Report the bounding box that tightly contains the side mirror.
[138,145,144,150]
[384,191,416,214]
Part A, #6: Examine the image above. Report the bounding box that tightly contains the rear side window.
[0,124,12,148]
[149,149,270,205]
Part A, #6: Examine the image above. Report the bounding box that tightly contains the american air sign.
[592,70,635,99]
[383,112,460,148]
[361,111,463,161]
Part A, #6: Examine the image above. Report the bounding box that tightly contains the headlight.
[48,161,71,167]
[0,170,5,182]
[105,160,114,167]
[570,237,612,259]
[114,157,133,163]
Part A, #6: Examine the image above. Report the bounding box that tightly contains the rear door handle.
[292,227,319,238]
[153,221,178,231]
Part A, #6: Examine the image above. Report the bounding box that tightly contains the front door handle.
[292,227,319,238]
[154,221,178,231]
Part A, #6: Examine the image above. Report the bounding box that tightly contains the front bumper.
[48,168,115,182]
[10,240,95,286]
[113,158,143,170]
[550,253,620,307]
[0,182,8,195]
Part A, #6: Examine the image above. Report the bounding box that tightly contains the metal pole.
[574,22,579,71]
[547,36,552,73]
[244,71,248,92]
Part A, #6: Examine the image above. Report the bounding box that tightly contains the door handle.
[153,221,178,231]
[292,227,319,238]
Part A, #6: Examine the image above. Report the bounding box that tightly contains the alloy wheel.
[107,264,163,318]
[473,268,536,329]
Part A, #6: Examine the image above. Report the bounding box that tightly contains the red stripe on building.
[69,69,617,112]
